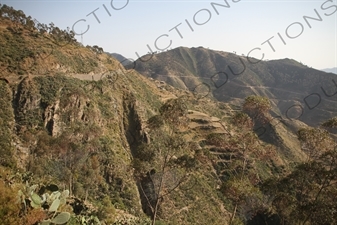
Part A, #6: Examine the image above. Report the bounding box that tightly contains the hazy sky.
[3,0,337,70]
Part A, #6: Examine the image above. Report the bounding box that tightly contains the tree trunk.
[85,189,88,203]
[152,173,164,225]
[229,202,238,225]
[69,173,73,196]
[152,158,167,225]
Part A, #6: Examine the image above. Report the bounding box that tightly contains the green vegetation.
[133,46,337,127]
[0,171,22,225]
[243,95,271,124]
[133,98,195,225]
[1,5,337,225]
[0,4,118,77]
[0,81,15,167]
[322,116,337,128]
[262,130,337,225]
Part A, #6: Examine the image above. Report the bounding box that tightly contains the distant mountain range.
[107,52,133,66]
[2,5,337,225]
[129,47,337,127]
[322,67,337,74]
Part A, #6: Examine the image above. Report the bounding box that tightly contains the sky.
[2,0,337,70]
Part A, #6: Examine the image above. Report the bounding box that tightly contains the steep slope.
[0,6,235,224]
[0,9,119,81]
[2,5,335,225]
[131,47,337,127]
[1,70,238,224]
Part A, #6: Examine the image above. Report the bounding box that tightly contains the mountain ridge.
[130,46,337,127]
[321,67,337,74]
[108,52,133,66]
[1,5,337,225]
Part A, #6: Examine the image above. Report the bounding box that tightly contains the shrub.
[0,181,21,225]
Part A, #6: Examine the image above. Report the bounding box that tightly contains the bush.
[243,95,271,123]
[206,133,226,147]
[0,81,14,167]
[0,181,21,225]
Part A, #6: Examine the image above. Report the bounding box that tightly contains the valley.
[0,4,336,225]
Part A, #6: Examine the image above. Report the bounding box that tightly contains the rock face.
[2,7,334,222]
[123,93,149,151]
[3,7,336,223]
[2,44,318,222]
[0,55,329,224]
[43,99,61,136]
[3,74,146,215]
[1,71,238,224]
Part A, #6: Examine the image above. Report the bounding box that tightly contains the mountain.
[108,52,133,66]
[0,6,237,224]
[1,5,337,225]
[130,47,337,127]
[322,67,337,74]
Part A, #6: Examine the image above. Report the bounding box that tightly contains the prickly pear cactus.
[18,183,71,225]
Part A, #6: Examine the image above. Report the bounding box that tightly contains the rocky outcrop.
[43,99,61,136]
[122,92,149,154]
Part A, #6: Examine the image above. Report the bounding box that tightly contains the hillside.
[108,52,133,66]
[321,67,337,74]
[130,47,337,127]
[0,5,336,225]
[0,7,120,83]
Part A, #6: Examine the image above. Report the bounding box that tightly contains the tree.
[222,131,263,224]
[263,148,337,225]
[92,45,104,54]
[25,16,35,30]
[243,95,271,124]
[211,111,269,224]
[297,127,334,161]
[232,112,253,129]
[322,116,337,128]
[81,154,102,202]
[48,22,55,33]
[262,125,337,225]
[133,98,194,225]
